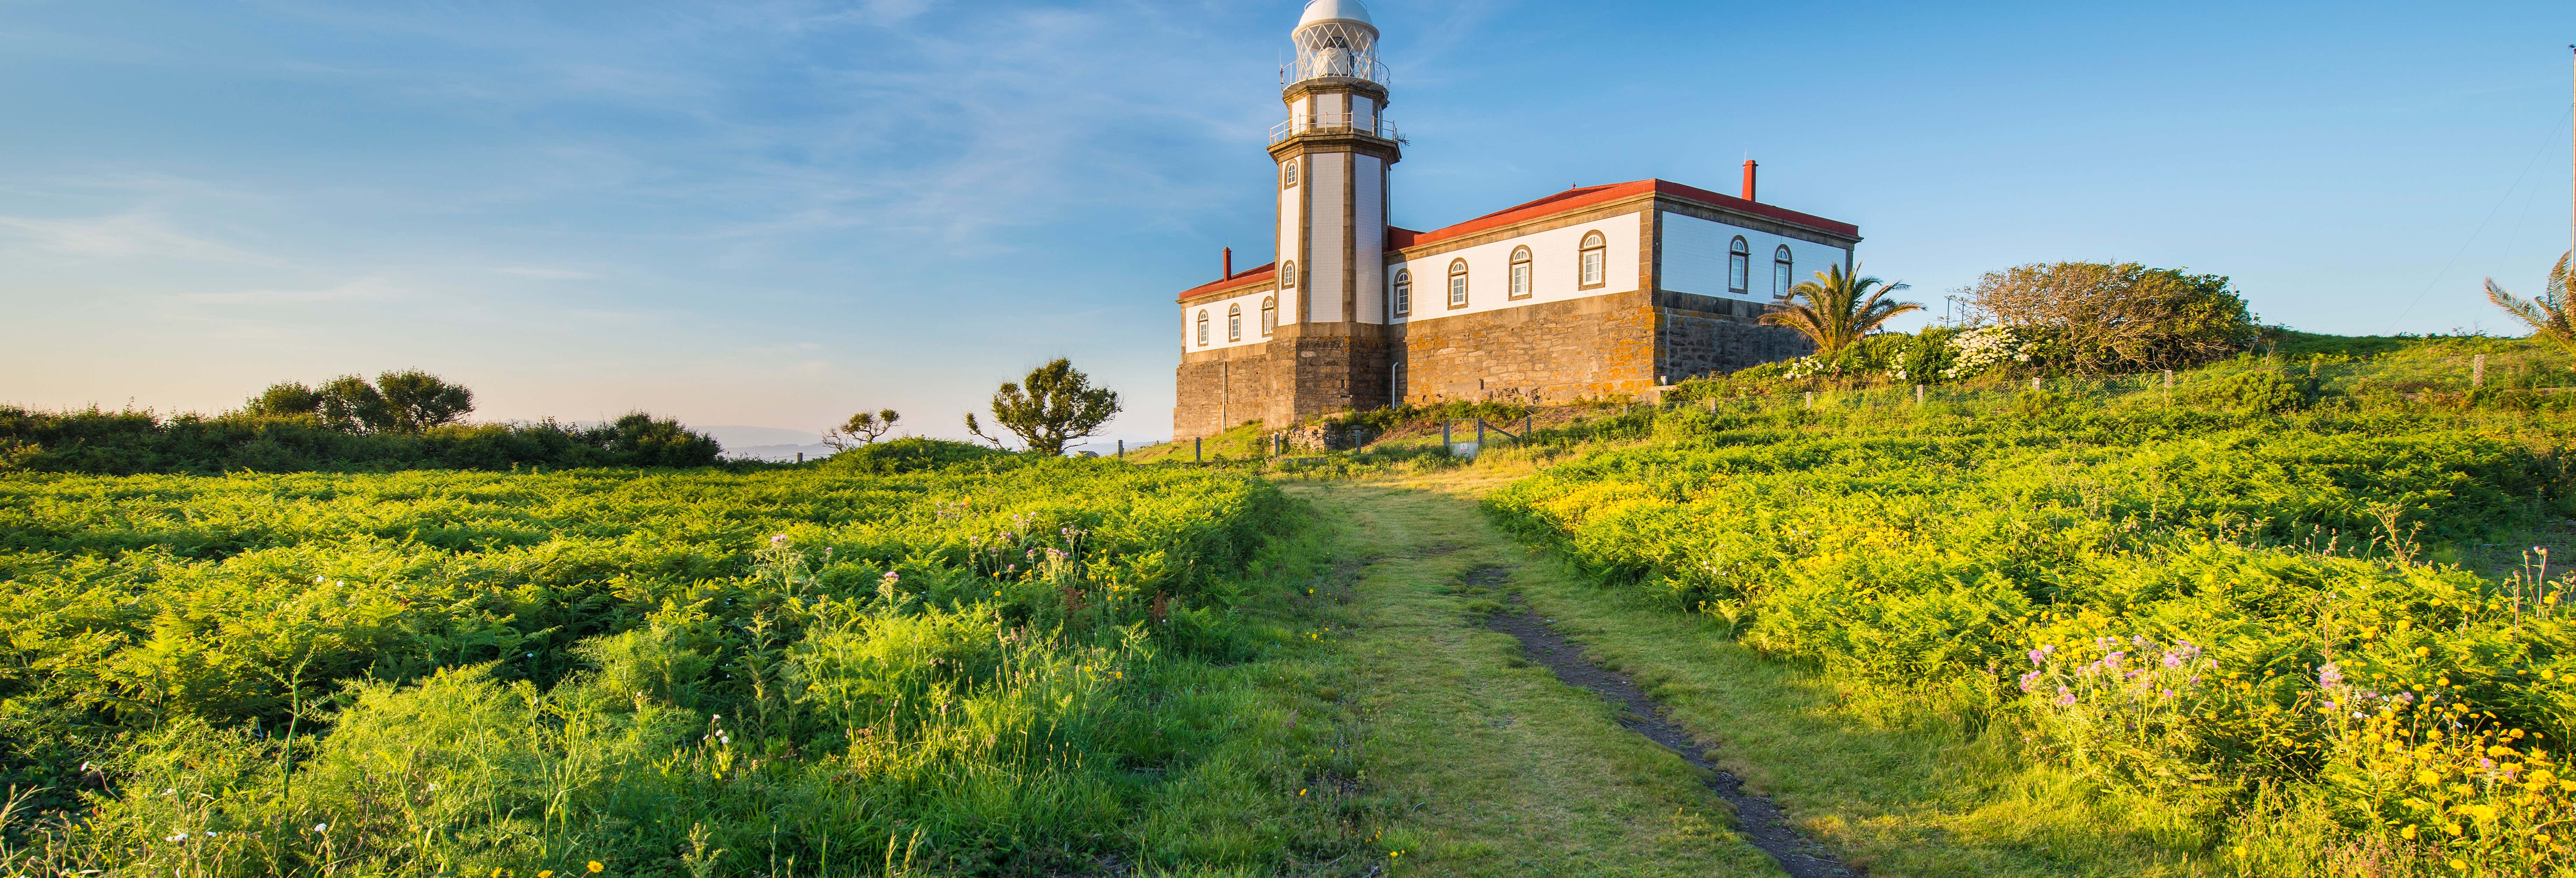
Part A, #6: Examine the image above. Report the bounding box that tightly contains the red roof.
[1176,262,1275,302]
[1172,179,1856,301]
[1398,179,1857,248]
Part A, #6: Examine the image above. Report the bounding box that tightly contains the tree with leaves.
[2485,253,2575,355]
[1760,262,1921,360]
[965,359,1120,456]
[371,370,475,434]
[1962,261,2259,373]
[241,371,473,433]
[822,409,901,450]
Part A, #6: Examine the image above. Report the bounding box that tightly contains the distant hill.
[724,442,839,462]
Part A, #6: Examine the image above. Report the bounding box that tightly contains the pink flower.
[770,534,789,546]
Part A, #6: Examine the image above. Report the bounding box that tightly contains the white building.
[1174,0,1860,438]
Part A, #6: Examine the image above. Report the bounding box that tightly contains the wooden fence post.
[2474,354,2487,388]
[1915,384,1926,405]
[1194,437,1202,463]
[1117,440,1124,459]
[2031,377,2042,392]
[1804,391,1813,410]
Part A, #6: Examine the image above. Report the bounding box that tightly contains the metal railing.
[1281,55,1390,87]
[1269,112,1403,145]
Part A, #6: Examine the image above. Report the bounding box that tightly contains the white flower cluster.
[1779,356,1829,379]
[1944,327,2031,379]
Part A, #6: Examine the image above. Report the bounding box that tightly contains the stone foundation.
[1395,291,1657,405]
[1174,290,1811,439]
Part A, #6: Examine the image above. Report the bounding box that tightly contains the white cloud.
[495,266,598,280]
[0,212,285,266]
[175,275,409,305]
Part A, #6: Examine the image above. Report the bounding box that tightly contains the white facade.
[1660,211,1852,302]
[1181,287,1282,351]
[1384,218,1643,324]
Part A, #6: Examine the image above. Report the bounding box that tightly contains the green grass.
[1288,482,1784,877]
[1475,392,2576,875]
[0,460,1386,876]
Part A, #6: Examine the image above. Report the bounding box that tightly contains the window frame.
[1228,303,1242,341]
[1446,259,1470,309]
[1392,269,1412,317]
[1507,246,1534,300]
[1195,310,1209,346]
[1282,160,1299,189]
[1728,236,1751,293]
[1261,296,1276,335]
[1577,230,1607,290]
[1772,245,1794,299]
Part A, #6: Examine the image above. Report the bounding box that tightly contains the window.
[1261,296,1276,335]
[1728,236,1751,293]
[1282,261,1298,290]
[1195,310,1209,346]
[1578,231,1606,288]
[1772,245,1794,298]
[1392,270,1412,316]
[1508,246,1533,299]
[1447,259,1469,308]
[1283,161,1299,188]
[1228,304,1242,341]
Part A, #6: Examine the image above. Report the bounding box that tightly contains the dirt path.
[1478,571,1854,878]
[1289,482,1835,877]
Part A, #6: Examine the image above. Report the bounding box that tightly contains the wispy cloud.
[495,266,598,280]
[0,212,286,266]
[176,275,409,305]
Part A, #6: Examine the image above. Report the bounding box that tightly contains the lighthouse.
[1169,0,1858,441]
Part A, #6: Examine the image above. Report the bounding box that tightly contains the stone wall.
[1172,343,1286,440]
[1654,302,1813,382]
[1176,291,1809,440]
[1277,422,1379,451]
[1396,291,1658,404]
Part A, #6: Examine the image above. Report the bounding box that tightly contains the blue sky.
[3,0,2571,447]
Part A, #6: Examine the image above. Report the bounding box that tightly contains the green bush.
[0,460,1365,874]
[0,407,722,474]
[1485,402,2576,872]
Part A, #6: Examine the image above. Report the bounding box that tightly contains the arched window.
[1228,304,1242,341]
[1195,310,1209,346]
[1282,161,1299,188]
[1261,296,1276,335]
[1728,236,1751,293]
[1508,246,1533,299]
[1392,269,1412,316]
[1447,259,1470,308]
[1578,231,1607,288]
[1772,245,1794,297]
[1282,261,1298,290]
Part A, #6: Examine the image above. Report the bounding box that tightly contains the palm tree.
[2484,253,2575,355]
[1760,262,1921,359]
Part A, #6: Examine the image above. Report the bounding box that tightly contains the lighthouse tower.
[1270,0,1398,413]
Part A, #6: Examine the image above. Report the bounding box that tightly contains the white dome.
[1297,0,1374,31]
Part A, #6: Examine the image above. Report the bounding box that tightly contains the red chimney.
[1741,160,1758,202]
[1223,247,1233,278]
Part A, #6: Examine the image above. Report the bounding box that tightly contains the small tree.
[315,375,386,433]
[244,382,324,417]
[2484,253,2575,355]
[372,370,474,433]
[1963,261,2259,373]
[822,409,901,450]
[1760,263,1920,360]
[965,359,1120,456]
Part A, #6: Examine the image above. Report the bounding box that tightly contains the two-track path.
[1288,479,1854,878]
